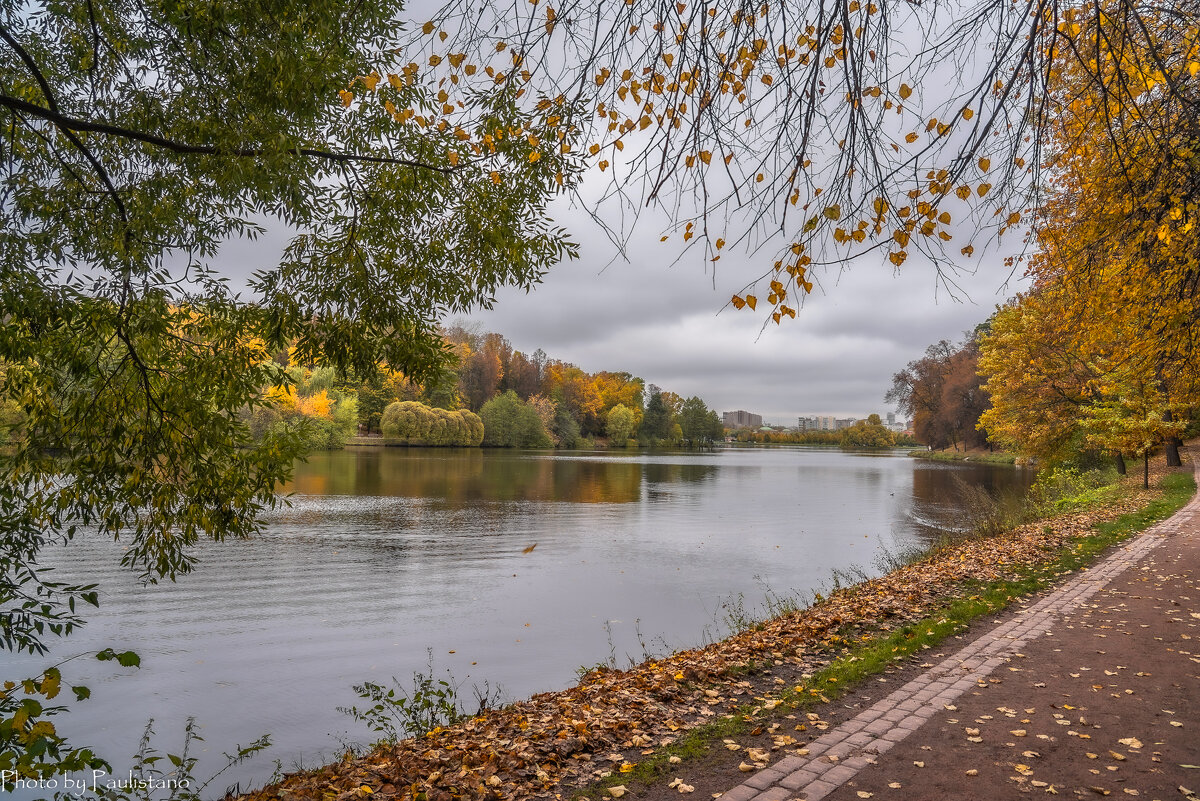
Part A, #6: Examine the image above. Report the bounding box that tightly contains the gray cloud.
[467,212,1029,423]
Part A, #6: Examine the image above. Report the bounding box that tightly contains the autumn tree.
[842,419,897,448]
[979,8,1200,468]
[499,349,543,399]
[459,332,507,411]
[887,335,990,451]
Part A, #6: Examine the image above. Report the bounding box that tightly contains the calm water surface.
[6,446,1030,796]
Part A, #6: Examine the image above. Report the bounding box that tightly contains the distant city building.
[886,412,896,426]
[798,415,850,431]
[722,410,763,429]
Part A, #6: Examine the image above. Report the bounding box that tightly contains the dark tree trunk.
[1164,409,1183,467]
[1115,452,1126,475]
[1144,451,1150,489]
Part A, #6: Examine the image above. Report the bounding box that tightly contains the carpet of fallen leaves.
[237,487,1158,801]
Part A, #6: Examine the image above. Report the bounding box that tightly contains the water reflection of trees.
[290,449,708,504]
[642,461,718,486]
[908,463,1034,533]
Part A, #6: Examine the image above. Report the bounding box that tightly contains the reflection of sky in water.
[3,448,1030,798]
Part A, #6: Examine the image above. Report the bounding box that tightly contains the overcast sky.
[216,194,1028,426]
[460,202,1029,424]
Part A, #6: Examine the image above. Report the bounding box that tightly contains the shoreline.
[908,449,1020,465]
[237,456,1194,801]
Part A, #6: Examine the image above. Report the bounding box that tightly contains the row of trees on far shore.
[239,325,729,450]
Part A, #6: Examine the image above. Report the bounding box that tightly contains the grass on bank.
[909,449,1019,465]
[576,468,1195,799]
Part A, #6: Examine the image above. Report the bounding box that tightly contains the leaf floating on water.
[523,543,537,554]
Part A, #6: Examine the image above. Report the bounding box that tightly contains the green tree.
[679,396,719,445]
[639,389,673,442]
[605,404,637,445]
[0,0,582,784]
[480,391,553,448]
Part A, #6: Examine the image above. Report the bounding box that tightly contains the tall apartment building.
[722,410,763,429]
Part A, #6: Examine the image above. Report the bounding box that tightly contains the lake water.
[5,446,1030,797]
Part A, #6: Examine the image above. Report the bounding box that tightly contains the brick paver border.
[721,465,1200,801]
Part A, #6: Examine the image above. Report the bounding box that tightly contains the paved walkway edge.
[722,466,1200,801]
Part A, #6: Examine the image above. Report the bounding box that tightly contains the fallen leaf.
[609,787,627,798]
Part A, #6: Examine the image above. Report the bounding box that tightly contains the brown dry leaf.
[888,782,902,789]
[608,787,627,798]
[236,497,1157,801]
[965,769,979,776]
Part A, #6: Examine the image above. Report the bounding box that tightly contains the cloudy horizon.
[464,208,1030,425]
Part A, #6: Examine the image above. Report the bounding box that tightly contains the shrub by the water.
[381,401,484,446]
